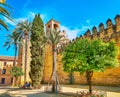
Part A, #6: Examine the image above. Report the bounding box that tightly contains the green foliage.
[10,66,23,77]
[15,20,31,35]
[14,20,32,83]
[0,2,13,30]
[29,14,45,88]
[63,39,119,93]
[3,31,21,66]
[45,29,62,46]
[62,39,119,73]
[3,31,20,50]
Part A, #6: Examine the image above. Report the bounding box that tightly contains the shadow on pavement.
[0,93,12,97]
[63,85,120,93]
[25,92,74,97]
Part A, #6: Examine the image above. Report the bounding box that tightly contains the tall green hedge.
[29,14,45,89]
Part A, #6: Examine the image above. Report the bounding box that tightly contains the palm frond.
[0,6,10,16]
[0,18,8,30]
[0,2,13,30]
[16,20,31,34]
[3,40,13,50]
[3,31,21,51]
[0,2,12,9]
[45,29,65,47]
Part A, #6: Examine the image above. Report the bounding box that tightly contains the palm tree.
[14,20,31,84]
[45,29,64,93]
[3,31,20,65]
[0,2,12,30]
[3,31,20,86]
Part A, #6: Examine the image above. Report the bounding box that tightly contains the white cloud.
[28,11,35,19]
[60,24,92,40]
[60,20,93,40]
[4,11,46,26]
[60,25,80,40]
[81,25,90,29]
[15,18,27,23]
[86,20,90,24]
[4,11,92,40]
[15,11,46,23]
[3,17,16,26]
[77,20,93,36]
[41,14,46,20]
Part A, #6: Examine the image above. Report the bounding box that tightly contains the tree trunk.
[47,45,60,93]
[24,34,28,84]
[86,71,93,94]
[14,45,17,66]
[14,77,18,86]
[52,45,57,92]
[12,45,17,87]
[12,77,15,87]
[18,44,23,86]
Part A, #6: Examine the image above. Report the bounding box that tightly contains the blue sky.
[1,0,120,56]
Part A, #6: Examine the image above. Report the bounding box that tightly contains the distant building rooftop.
[45,18,60,26]
[0,56,17,61]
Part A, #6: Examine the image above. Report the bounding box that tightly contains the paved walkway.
[0,85,120,97]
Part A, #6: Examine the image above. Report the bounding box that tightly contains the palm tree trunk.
[18,44,23,86]
[12,45,17,87]
[52,45,57,92]
[86,71,93,94]
[14,45,17,66]
[24,34,28,84]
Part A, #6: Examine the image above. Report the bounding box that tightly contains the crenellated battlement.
[77,14,120,43]
[57,14,120,53]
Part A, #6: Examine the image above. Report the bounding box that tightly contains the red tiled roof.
[0,56,17,61]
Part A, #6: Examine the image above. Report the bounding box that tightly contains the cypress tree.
[29,14,45,89]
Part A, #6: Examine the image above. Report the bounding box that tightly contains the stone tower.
[45,19,60,35]
[43,19,69,83]
[45,18,69,46]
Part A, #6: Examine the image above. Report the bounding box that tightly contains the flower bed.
[76,90,107,97]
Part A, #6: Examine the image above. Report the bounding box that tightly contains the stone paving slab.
[0,85,120,97]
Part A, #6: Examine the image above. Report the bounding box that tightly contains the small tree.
[62,39,119,94]
[10,66,23,86]
[29,14,45,89]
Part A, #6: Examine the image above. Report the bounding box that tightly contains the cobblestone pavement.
[0,85,120,97]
